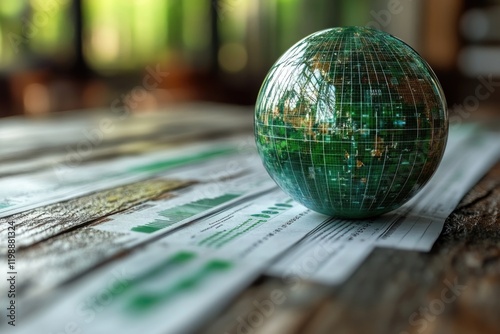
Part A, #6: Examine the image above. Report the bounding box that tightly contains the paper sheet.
[14,190,328,334]
[268,125,500,284]
[14,244,264,334]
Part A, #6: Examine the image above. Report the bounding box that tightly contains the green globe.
[255,27,448,218]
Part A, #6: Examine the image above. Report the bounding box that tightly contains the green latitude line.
[128,147,237,174]
[131,193,240,233]
[126,259,233,312]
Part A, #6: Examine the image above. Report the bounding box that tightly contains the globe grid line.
[255,27,448,218]
[365,31,419,211]
[376,34,427,211]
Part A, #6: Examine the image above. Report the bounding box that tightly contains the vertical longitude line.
[357,32,378,210]
[364,30,396,210]
[337,30,348,213]
[319,29,343,212]
[380,37,428,209]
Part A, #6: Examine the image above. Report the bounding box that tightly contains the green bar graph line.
[213,219,268,249]
[198,200,294,248]
[131,193,240,233]
[128,147,236,174]
[197,230,225,247]
[268,206,287,210]
[126,259,233,312]
[91,251,196,305]
[0,203,11,209]
[199,217,253,247]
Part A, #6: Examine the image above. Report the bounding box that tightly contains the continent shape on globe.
[255,26,448,219]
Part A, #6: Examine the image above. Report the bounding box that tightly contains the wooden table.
[1,104,499,334]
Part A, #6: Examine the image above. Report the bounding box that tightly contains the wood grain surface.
[0,179,192,252]
[7,179,193,300]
